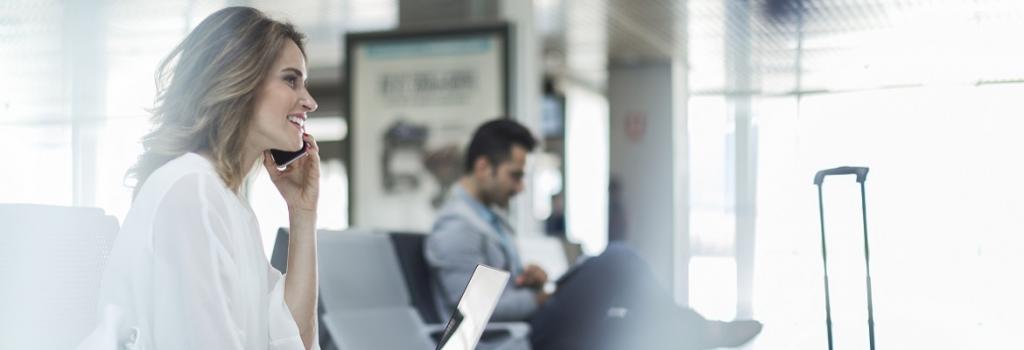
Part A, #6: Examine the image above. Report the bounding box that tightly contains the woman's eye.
[284,76,298,87]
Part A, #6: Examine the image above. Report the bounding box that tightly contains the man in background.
[425,118,761,350]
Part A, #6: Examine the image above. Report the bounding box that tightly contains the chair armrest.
[424,323,446,335]
[483,322,530,339]
[481,322,531,350]
[426,321,531,349]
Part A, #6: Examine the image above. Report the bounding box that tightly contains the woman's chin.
[269,145,301,153]
[281,139,303,151]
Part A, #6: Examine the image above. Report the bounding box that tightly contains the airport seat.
[307,228,530,350]
[0,204,119,350]
[315,228,437,349]
[388,231,443,324]
[387,231,530,350]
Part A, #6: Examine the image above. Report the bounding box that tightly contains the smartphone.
[270,141,308,170]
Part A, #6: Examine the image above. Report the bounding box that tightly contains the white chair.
[0,204,119,350]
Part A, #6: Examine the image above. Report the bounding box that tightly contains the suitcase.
[813,166,876,350]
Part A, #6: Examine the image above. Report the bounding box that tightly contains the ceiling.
[5,0,1023,115]
[542,0,1024,93]
[89,0,1024,94]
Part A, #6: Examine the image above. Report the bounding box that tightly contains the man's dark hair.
[464,119,537,173]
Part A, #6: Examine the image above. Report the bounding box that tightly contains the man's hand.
[535,290,551,306]
[515,264,548,289]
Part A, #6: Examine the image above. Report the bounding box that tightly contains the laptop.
[435,265,510,350]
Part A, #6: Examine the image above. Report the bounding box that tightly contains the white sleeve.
[267,269,319,350]
[150,173,317,350]
[148,173,247,349]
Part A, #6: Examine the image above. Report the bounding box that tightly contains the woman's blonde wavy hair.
[127,6,306,197]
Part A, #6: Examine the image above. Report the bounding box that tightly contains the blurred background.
[3,0,1024,348]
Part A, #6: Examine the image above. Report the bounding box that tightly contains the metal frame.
[813,166,876,350]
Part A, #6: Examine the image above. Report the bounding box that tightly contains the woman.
[83,7,320,349]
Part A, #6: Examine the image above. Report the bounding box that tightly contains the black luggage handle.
[814,166,869,185]
[813,165,876,350]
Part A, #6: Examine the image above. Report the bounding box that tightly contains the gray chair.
[0,204,119,350]
[317,228,436,349]
[316,228,530,350]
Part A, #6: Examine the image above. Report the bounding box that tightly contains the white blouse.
[91,153,313,349]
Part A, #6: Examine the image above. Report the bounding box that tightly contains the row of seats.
[2,204,119,349]
[272,227,530,350]
[1,204,528,349]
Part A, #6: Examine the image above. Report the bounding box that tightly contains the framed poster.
[345,23,510,232]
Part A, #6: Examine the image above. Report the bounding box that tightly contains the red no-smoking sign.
[624,111,647,142]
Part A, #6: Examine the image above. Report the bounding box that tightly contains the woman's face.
[248,40,318,154]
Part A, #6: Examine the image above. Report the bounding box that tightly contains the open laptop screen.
[435,265,510,350]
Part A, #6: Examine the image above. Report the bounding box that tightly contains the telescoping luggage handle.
[813,166,869,185]
[813,166,876,350]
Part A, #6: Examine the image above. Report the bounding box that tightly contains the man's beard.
[493,197,511,209]
[484,190,511,209]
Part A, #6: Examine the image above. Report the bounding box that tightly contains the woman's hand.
[263,133,320,214]
[270,136,321,350]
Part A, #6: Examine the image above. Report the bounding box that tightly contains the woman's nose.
[301,94,318,113]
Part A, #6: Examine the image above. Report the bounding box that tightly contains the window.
[2,0,396,259]
[687,0,1024,348]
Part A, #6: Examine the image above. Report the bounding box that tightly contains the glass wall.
[686,0,1024,348]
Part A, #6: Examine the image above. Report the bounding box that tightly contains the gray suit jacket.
[424,187,539,322]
